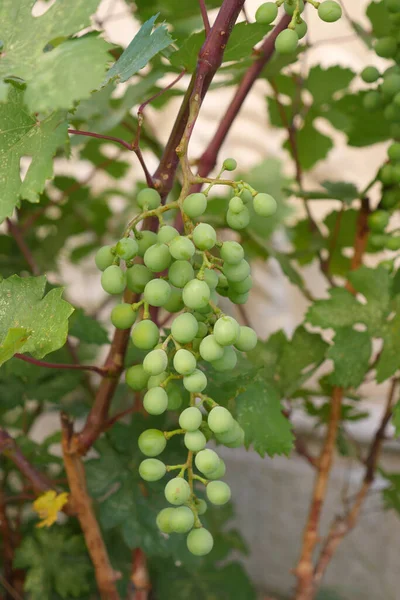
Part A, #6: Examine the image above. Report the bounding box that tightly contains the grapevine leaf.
[306,288,361,330]
[305,66,355,105]
[381,469,400,515]
[104,16,173,84]
[376,305,400,383]
[236,375,294,457]
[321,181,359,203]
[25,36,111,113]
[0,275,73,361]
[0,328,30,367]
[366,0,391,38]
[327,328,372,388]
[272,251,311,297]
[290,218,325,265]
[284,116,333,170]
[0,0,106,112]
[0,87,67,222]
[14,529,92,600]
[392,401,400,437]
[151,560,257,600]
[69,309,109,345]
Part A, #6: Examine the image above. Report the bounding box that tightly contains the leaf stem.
[14,353,107,376]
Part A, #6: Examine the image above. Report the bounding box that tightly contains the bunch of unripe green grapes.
[361,0,400,133]
[94,160,277,556]
[367,142,400,254]
[255,0,342,55]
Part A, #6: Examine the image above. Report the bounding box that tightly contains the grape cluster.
[255,1,342,55]
[368,142,400,253]
[95,162,277,556]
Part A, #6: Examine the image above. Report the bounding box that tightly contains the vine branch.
[14,353,107,376]
[198,0,211,34]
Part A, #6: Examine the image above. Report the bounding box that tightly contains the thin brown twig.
[294,386,343,600]
[6,219,39,275]
[61,414,120,600]
[198,0,211,34]
[14,353,107,376]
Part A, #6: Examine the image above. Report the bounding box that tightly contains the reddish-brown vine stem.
[198,0,211,34]
[6,219,39,276]
[14,353,107,376]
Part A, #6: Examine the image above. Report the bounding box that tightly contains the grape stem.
[192,474,208,485]
[164,429,185,440]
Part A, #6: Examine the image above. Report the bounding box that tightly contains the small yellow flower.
[33,490,69,528]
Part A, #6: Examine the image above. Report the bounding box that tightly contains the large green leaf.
[104,16,173,84]
[327,328,372,388]
[0,87,67,222]
[14,529,92,600]
[0,275,73,362]
[375,299,400,382]
[0,0,107,112]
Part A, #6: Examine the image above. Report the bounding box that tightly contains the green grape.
[115,237,138,260]
[386,236,400,250]
[392,164,400,182]
[187,528,214,556]
[211,346,237,371]
[195,448,220,475]
[137,187,161,209]
[192,223,217,250]
[206,481,231,505]
[169,236,196,260]
[369,233,389,249]
[229,196,244,214]
[381,74,400,98]
[199,335,224,362]
[368,210,390,232]
[139,458,166,482]
[375,36,397,58]
[317,0,342,21]
[284,0,304,15]
[137,230,158,257]
[208,459,226,480]
[131,320,160,350]
[179,406,203,431]
[144,279,171,307]
[101,265,126,295]
[275,29,298,54]
[183,193,208,218]
[166,383,182,410]
[228,290,249,304]
[144,243,172,272]
[239,188,253,203]
[164,477,191,505]
[361,66,380,83]
[173,348,197,375]
[226,206,250,229]
[143,386,168,415]
[95,245,114,271]
[220,241,244,264]
[111,303,137,329]
[138,429,166,457]
[230,275,253,294]
[235,326,258,351]
[294,19,307,40]
[216,421,243,445]
[183,369,207,392]
[196,322,208,338]
[163,287,184,313]
[168,260,194,288]
[208,406,234,434]
[213,316,240,346]
[148,371,168,389]
[170,506,195,533]
[126,264,153,293]
[223,158,237,171]
[195,498,207,515]
[394,91,400,107]
[184,430,207,451]
[158,225,179,244]
[156,508,175,533]
[202,268,218,289]
[171,313,199,343]
[183,279,211,309]
[363,90,382,111]
[384,103,400,123]
[125,364,150,391]
[225,427,245,448]
[255,2,278,24]
[143,349,168,376]
[379,164,396,185]
[224,259,251,283]
[253,193,277,217]
[388,142,400,161]
[381,188,400,209]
